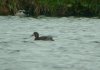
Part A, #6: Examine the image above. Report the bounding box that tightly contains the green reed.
[0,0,100,17]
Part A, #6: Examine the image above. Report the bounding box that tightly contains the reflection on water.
[0,16,100,70]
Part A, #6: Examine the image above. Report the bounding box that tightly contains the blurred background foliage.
[0,0,100,17]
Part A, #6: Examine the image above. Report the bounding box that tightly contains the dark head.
[32,32,39,38]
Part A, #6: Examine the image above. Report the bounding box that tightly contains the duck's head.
[31,32,39,38]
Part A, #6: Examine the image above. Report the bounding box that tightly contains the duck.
[31,32,54,41]
[15,10,26,17]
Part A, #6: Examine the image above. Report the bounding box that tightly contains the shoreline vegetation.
[0,0,100,17]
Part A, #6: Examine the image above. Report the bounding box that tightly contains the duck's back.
[39,36,54,41]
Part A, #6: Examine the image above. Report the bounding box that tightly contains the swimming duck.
[31,32,54,41]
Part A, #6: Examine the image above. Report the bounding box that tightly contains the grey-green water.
[0,16,100,70]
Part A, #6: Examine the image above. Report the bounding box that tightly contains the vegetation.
[0,0,100,17]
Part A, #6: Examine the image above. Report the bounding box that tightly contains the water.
[0,16,100,70]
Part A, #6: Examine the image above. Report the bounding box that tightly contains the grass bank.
[0,0,100,17]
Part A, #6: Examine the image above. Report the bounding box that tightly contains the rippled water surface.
[0,16,100,70]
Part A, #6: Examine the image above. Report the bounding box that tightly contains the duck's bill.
[31,34,34,37]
